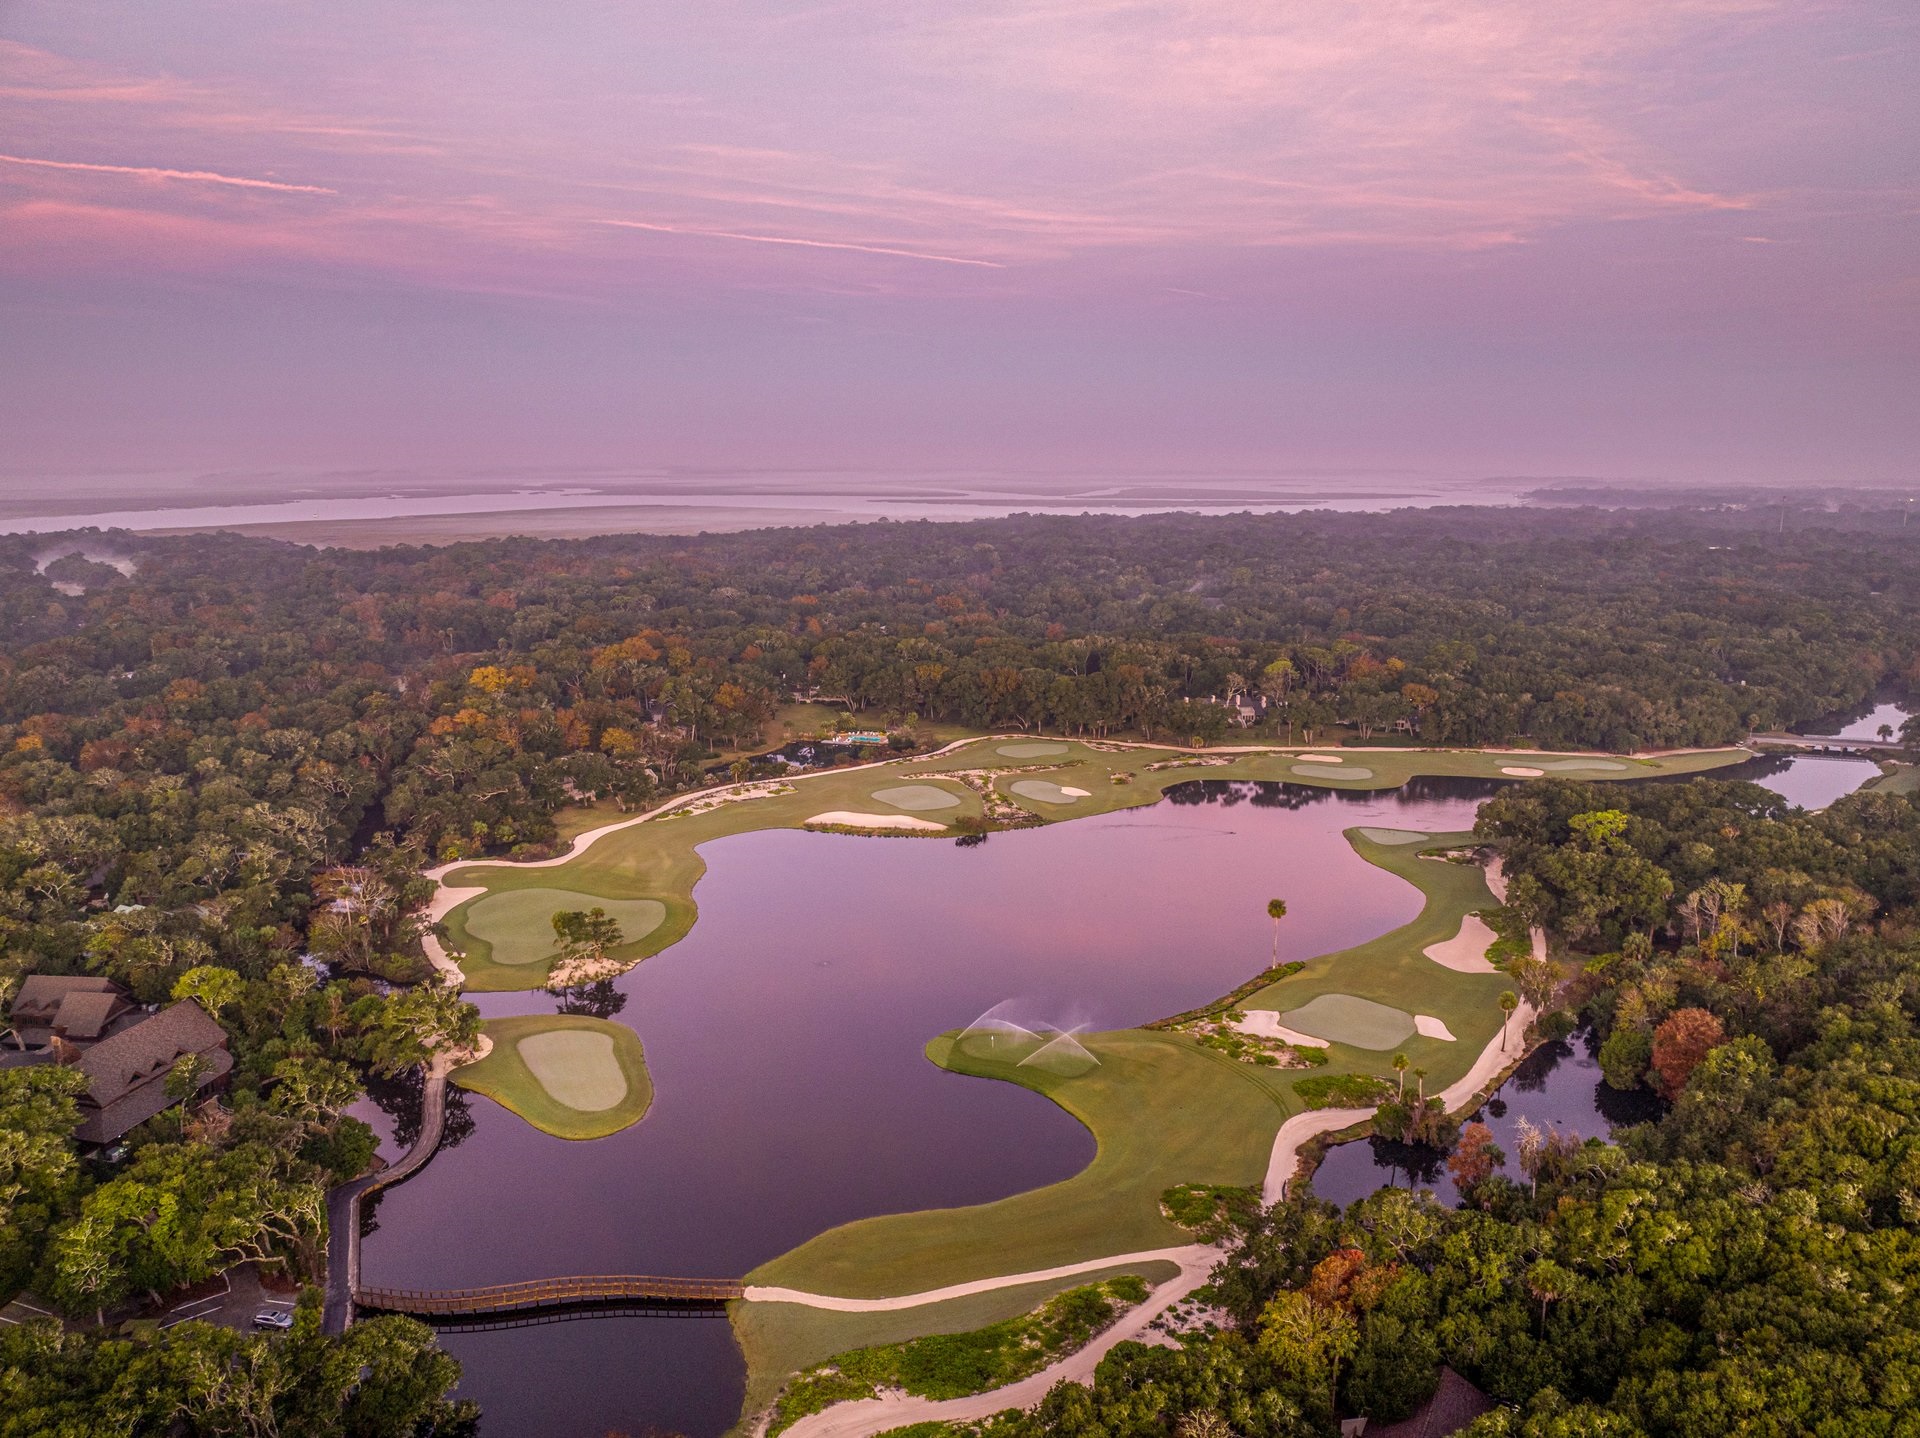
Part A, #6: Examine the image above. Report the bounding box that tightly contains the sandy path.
[773,1246,1219,1438]
[744,1244,1206,1312]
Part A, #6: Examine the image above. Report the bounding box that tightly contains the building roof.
[72,1001,232,1145]
[11,974,119,1023]
[1366,1368,1495,1438]
[51,989,125,1040]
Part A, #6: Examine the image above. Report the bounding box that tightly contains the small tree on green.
[1266,898,1288,963]
[549,908,627,989]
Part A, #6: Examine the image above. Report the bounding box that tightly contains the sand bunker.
[1233,1011,1329,1048]
[1423,913,1500,972]
[1501,766,1545,777]
[870,784,964,812]
[1297,753,1342,763]
[1280,993,1417,1050]
[462,889,666,966]
[997,741,1069,758]
[1010,780,1089,804]
[1358,827,1428,845]
[1414,1015,1457,1041]
[517,1030,628,1111]
[805,811,947,831]
[1293,764,1373,780]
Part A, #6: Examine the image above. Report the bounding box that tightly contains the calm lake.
[358,753,1879,1436]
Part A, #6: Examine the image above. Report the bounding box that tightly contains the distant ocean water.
[0,470,1537,540]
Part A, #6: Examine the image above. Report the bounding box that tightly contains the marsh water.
[1308,1027,1664,1210]
[359,754,1880,1436]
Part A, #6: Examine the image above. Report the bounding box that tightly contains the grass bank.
[450,1013,653,1139]
[732,1259,1181,1430]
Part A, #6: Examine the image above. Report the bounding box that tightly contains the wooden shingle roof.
[72,1000,231,1144]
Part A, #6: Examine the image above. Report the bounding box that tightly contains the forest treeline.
[0,507,1916,1435]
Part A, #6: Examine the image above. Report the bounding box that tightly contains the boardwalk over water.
[323,1060,452,1334]
[356,1274,743,1318]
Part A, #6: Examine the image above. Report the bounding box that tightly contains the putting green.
[1357,827,1428,844]
[1280,993,1417,1050]
[1294,763,1373,780]
[452,1014,653,1139]
[518,1030,628,1111]
[870,784,964,812]
[461,888,666,965]
[1010,779,1089,805]
[997,741,1069,758]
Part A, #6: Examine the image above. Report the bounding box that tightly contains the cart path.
[773,1245,1220,1438]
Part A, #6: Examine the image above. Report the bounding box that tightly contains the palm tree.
[1392,1052,1409,1100]
[1499,990,1519,1051]
[1266,898,1288,963]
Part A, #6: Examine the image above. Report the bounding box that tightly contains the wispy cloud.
[595,219,1003,267]
[0,152,334,194]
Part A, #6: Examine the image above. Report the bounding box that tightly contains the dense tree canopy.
[1,506,1915,1435]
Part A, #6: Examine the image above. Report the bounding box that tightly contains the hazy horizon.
[2,1,1914,486]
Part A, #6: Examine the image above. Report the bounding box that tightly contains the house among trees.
[4,975,135,1052]
[69,1000,233,1146]
[1351,1367,1495,1438]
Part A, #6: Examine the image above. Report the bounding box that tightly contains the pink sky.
[0,1,1914,484]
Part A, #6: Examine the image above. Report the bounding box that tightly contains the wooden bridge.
[354,1274,745,1318]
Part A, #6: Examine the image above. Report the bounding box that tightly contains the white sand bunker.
[1501,766,1545,777]
[997,741,1069,758]
[517,1030,628,1111]
[1233,1011,1329,1048]
[870,784,963,812]
[1297,753,1342,763]
[1010,779,1090,804]
[1294,764,1373,780]
[805,811,947,831]
[1414,1015,1457,1041]
[1281,993,1417,1050]
[1358,827,1428,844]
[1423,913,1500,972]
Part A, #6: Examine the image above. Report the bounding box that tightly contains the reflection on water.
[1717,752,1882,811]
[1794,696,1915,742]
[364,778,1499,1436]
[1310,1028,1664,1210]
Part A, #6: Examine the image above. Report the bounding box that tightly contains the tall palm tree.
[1392,1052,1409,1100]
[1499,990,1519,1051]
[1266,898,1288,962]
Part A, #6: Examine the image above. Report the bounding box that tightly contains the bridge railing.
[355,1274,744,1315]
